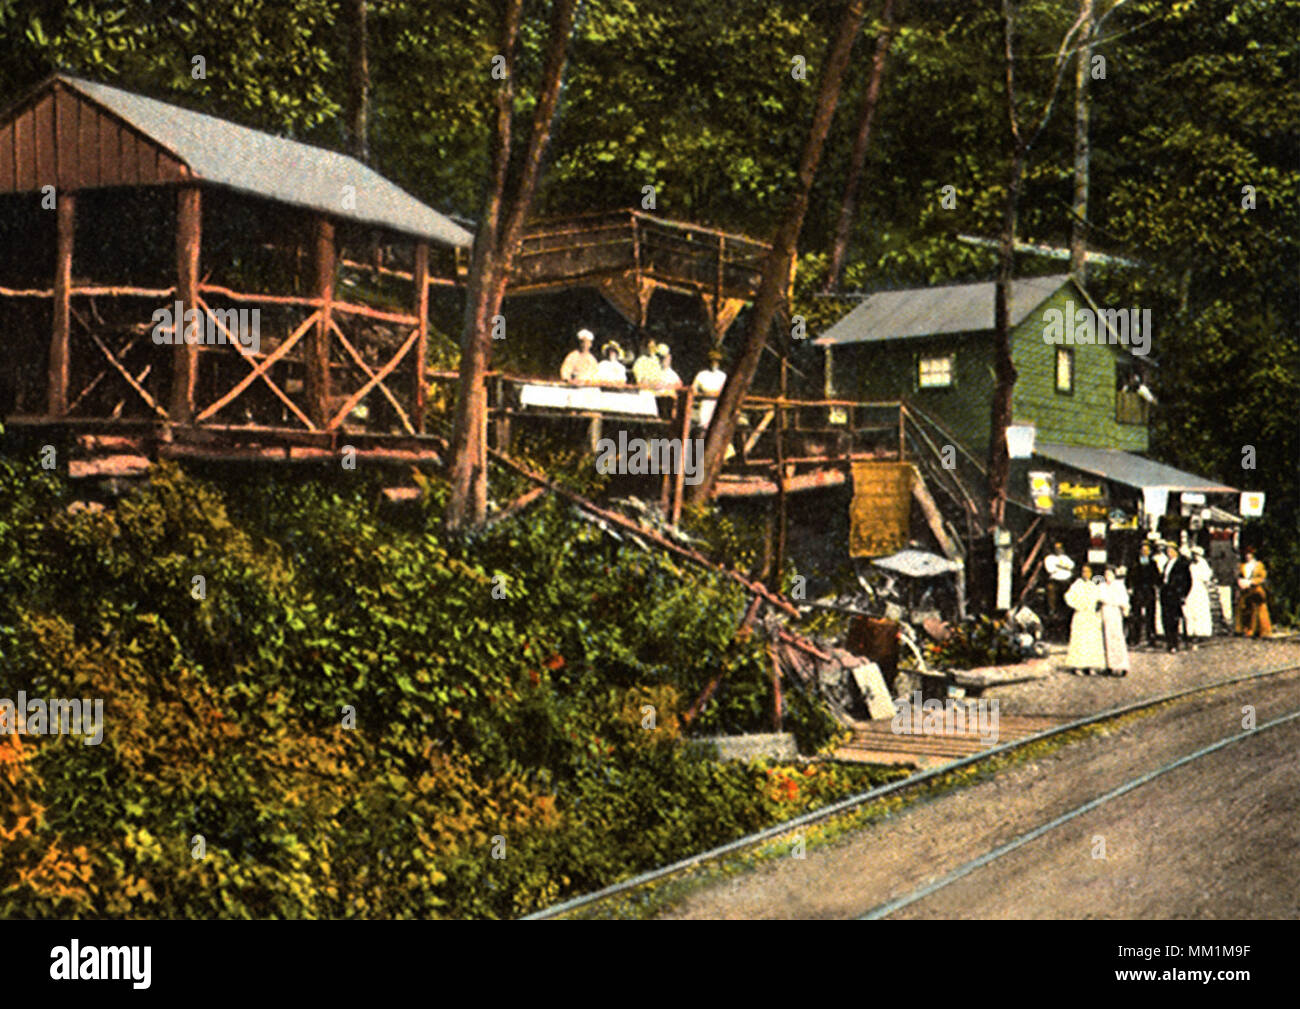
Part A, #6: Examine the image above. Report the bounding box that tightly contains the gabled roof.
[5,75,472,247]
[1035,442,1237,494]
[815,274,1071,346]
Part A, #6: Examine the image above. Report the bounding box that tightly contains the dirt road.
[661,665,1300,919]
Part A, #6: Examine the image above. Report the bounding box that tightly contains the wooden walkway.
[834,712,1061,768]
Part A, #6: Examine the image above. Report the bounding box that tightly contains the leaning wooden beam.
[488,447,800,618]
[48,190,75,416]
[485,486,548,527]
[195,308,319,424]
[170,185,201,422]
[328,318,415,435]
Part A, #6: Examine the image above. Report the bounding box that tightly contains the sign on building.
[1028,471,1056,514]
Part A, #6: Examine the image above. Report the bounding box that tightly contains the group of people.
[1045,538,1273,677]
[558,328,728,426]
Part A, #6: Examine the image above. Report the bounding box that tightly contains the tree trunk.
[1070,0,1093,284]
[345,0,370,164]
[445,0,577,531]
[822,0,897,294]
[690,0,869,504]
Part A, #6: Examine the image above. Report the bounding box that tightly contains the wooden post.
[171,185,201,422]
[672,386,694,525]
[768,646,784,732]
[306,216,335,427]
[48,191,75,416]
[773,403,787,583]
[412,240,429,433]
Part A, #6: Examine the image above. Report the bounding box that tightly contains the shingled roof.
[0,74,472,248]
[814,274,1070,346]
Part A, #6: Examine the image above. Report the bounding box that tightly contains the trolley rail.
[857,702,1300,919]
[522,662,1300,920]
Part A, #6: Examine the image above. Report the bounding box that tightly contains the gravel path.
[987,637,1300,718]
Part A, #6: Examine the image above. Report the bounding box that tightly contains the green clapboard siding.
[843,279,1149,458]
[1011,282,1149,453]
[853,333,995,448]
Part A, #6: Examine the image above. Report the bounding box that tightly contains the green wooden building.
[815,274,1152,458]
[815,274,1241,606]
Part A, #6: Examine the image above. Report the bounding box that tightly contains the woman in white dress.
[1099,567,1131,676]
[1183,545,1214,641]
[595,341,628,384]
[691,350,727,428]
[1064,565,1106,675]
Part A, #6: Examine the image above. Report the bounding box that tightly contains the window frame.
[916,351,956,391]
[1055,347,1074,395]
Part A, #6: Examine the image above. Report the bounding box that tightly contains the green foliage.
[0,459,857,918]
[924,616,1024,670]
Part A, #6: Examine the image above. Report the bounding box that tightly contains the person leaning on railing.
[594,341,628,384]
[560,328,599,383]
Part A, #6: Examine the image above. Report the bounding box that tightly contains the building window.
[1055,347,1074,394]
[918,353,954,389]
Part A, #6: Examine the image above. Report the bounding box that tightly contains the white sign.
[1006,423,1036,459]
[1240,491,1266,517]
[1181,492,1206,506]
[1142,486,1169,519]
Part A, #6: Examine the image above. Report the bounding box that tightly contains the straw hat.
[577,328,594,343]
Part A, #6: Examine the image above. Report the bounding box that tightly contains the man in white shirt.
[1044,541,1075,636]
[560,328,599,383]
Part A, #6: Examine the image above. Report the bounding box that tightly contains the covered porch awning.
[1034,442,1237,494]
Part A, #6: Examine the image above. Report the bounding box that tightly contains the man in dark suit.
[1128,540,1159,646]
[1160,543,1192,652]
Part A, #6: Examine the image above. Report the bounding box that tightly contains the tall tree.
[445,0,578,531]
[689,0,869,504]
[1069,0,1093,282]
[822,0,899,294]
[344,0,370,163]
[987,0,1091,532]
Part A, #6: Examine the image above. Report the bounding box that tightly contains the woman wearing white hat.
[1183,545,1214,641]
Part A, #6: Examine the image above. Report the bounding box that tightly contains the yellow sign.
[1028,471,1056,514]
[1059,481,1103,500]
[849,462,913,558]
[1073,502,1108,521]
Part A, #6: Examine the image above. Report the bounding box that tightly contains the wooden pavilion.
[0,73,471,466]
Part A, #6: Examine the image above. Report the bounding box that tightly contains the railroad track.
[522,662,1300,920]
[857,699,1300,919]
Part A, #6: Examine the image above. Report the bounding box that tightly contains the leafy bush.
[0,454,872,918]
